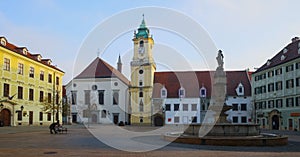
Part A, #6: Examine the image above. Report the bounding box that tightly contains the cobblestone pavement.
[0,124,299,157]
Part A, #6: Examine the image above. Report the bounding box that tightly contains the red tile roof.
[75,57,130,85]
[254,38,300,73]
[152,70,251,98]
[0,36,64,73]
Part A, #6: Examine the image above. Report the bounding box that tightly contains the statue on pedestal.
[216,50,224,70]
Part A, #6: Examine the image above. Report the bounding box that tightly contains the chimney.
[117,54,122,73]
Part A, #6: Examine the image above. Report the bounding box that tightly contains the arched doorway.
[272,115,279,130]
[0,109,11,126]
[91,114,97,123]
[154,115,164,126]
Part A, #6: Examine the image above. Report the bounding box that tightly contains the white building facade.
[66,57,130,125]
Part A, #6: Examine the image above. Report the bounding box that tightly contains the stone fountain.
[163,50,288,146]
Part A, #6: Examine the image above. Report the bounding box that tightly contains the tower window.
[139,100,144,112]
[139,69,143,74]
[139,40,144,47]
[139,91,143,97]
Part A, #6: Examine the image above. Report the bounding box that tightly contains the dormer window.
[267,60,271,66]
[283,48,288,54]
[37,55,42,61]
[0,38,6,46]
[200,86,206,98]
[161,86,167,98]
[23,48,28,55]
[236,83,244,96]
[281,55,285,61]
[179,87,185,98]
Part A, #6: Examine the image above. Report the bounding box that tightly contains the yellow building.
[130,17,156,125]
[0,37,64,126]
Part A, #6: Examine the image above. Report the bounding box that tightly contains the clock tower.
[130,16,156,125]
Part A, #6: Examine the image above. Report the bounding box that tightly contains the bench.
[57,126,68,134]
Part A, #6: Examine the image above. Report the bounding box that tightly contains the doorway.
[272,115,279,130]
[289,119,293,130]
[0,109,11,126]
[113,114,119,124]
[29,111,33,125]
[91,114,97,123]
[154,115,163,126]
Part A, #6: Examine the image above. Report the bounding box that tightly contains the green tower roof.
[135,15,150,38]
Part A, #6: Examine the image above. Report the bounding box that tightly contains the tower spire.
[117,54,122,73]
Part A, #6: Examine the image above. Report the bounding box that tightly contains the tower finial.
[97,48,100,57]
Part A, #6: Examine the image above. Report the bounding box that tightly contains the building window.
[39,91,44,102]
[71,91,76,105]
[40,71,44,81]
[139,81,143,86]
[101,110,106,118]
[174,117,180,123]
[268,71,274,77]
[139,100,144,112]
[232,116,238,123]
[3,83,9,97]
[161,87,167,98]
[241,104,247,111]
[296,77,300,87]
[3,58,10,71]
[17,111,22,121]
[268,100,274,108]
[29,89,34,101]
[261,86,266,93]
[98,90,104,105]
[286,98,294,107]
[276,81,282,90]
[179,87,185,98]
[140,117,143,123]
[275,68,282,75]
[56,77,59,85]
[48,74,52,83]
[83,110,89,118]
[47,113,51,121]
[241,116,247,123]
[200,86,206,97]
[276,99,283,108]
[48,93,52,103]
[191,116,197,123]
[18,86,23,99]
[268,83,274,92]
[84,90,90,105]
[296,62,300,69]
[296,97,300,107]
[286,64,294,72]
[113,91,119,105]
[286,79,294,89]
[262,101,266,109]
[232,104,238,111]
[191,104,197,111]
[139,40,144,47]
[183,104,188,111]
[56,93,59,105]
[17,63,24,75]
[165,104,171,111]
[174,104,180,111]
[29,67,34,78]
[139,91,143,97]
[39,112,43,121]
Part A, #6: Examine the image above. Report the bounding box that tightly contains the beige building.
[0,37,64,126]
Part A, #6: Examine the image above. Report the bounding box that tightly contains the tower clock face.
[138,47,145,54]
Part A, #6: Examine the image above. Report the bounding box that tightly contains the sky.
[1,0,300,84]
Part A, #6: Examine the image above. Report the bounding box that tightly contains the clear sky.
[1,0,300,84]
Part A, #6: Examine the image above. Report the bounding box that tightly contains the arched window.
[200,86,206,98]
[161,86,167,98]
[139,40,144,47]
[139,100,144,112]
[179,87,185,98]
[236,83,244,96]
[139,91,143,97]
